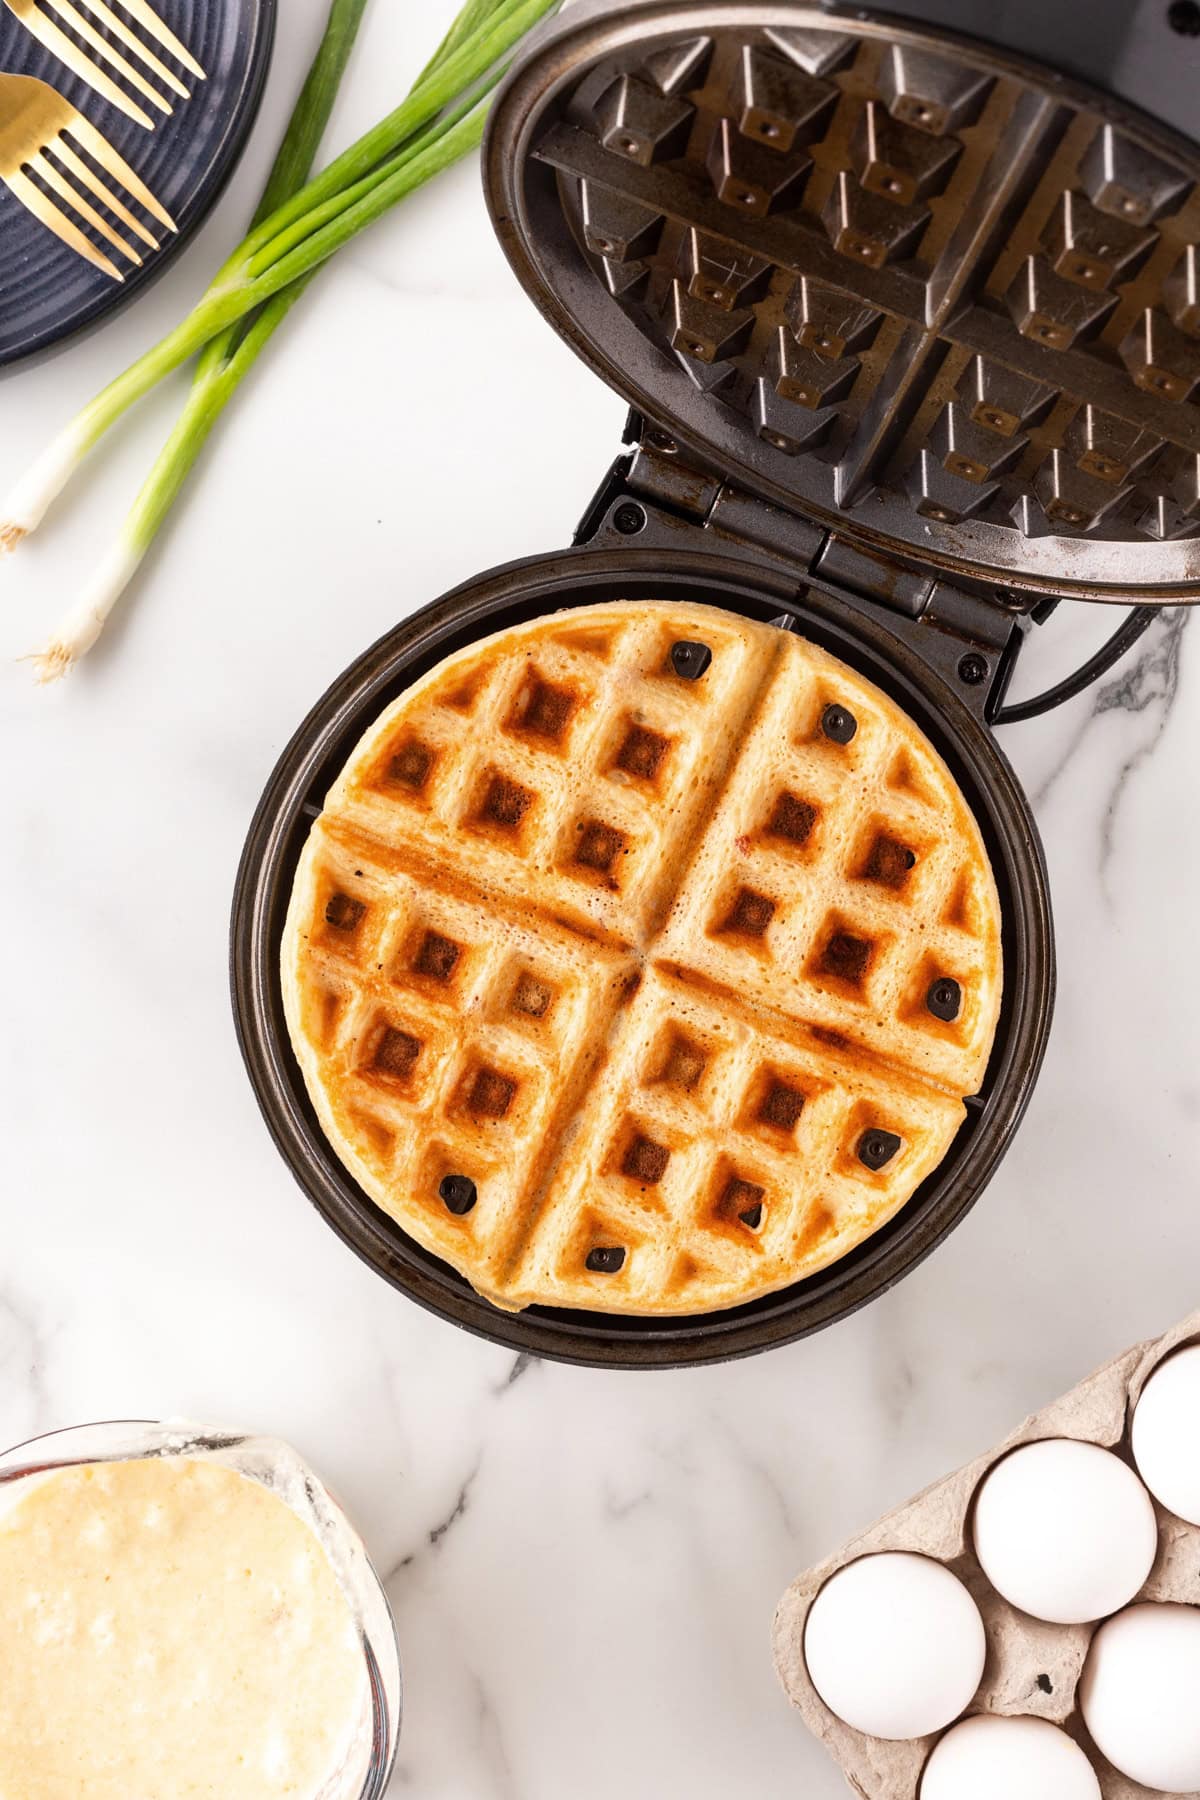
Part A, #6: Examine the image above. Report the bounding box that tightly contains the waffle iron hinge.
[575,421,1028,724]
[811,533,1027,722]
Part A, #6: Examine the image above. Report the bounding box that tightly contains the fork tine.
[53,138,159,250]
[3,4,156,127]
[2,166,123,278]
[39,0,174,111]
[28,149,144,264]
[68,115,177,233]
[85,0,205,81]
[70,0,191,98]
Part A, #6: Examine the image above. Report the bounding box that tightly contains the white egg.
[1080,1603,1200,1792]
[803,1552,986,1741]
[971,1438,1157,1624]
[919,1715,1101,1800]
[1132,1344,1200,1525]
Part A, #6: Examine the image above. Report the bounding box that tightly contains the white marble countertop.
[2,5,1198,1795]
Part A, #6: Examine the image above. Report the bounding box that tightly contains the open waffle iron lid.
[484,0,1200,604]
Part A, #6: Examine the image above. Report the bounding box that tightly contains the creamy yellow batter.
[0,1455,369,1800]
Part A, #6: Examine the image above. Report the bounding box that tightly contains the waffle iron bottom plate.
[231,548,1054,1368]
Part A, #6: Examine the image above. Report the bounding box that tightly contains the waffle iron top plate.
[484,0,1200,602]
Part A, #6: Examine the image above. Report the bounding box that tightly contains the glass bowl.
[0,1419,401,1798]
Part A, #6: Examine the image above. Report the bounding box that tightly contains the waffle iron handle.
[992,606,1159,726]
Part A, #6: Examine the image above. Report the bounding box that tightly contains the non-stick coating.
[485,0,1200,600]
[230,546,1054,1368]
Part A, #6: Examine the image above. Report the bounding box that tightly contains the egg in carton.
[772,1310,1200,1798]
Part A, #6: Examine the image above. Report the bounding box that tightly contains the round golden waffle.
[281,602,1002,1316]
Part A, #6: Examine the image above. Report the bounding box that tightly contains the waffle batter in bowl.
[282,601,1002,1317]
[0,1422,401,1800]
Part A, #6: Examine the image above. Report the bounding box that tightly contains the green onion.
[9,0,560,680]
[25,0,371,679]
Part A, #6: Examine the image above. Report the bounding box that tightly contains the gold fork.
[3,0,205,130]
[0,71,176,278]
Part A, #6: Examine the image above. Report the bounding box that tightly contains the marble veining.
[1,4,1198,1796]
[1032,608,1191,887]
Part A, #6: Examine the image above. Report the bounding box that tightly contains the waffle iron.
[232,0,1198,1369]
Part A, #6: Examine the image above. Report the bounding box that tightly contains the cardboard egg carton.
[773,1311,1200,1799]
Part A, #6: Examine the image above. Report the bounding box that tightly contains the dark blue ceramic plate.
[0,0,275,366]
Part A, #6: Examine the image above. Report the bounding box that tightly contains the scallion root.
[26,538,142,680]
[30,644,74,685]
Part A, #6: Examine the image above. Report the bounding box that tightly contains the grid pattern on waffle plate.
[284,603,1001,1313]
[505,967,965,1315]
[334,604,778,946]
[654,630,1001,1095]
[529,20,1200,558]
